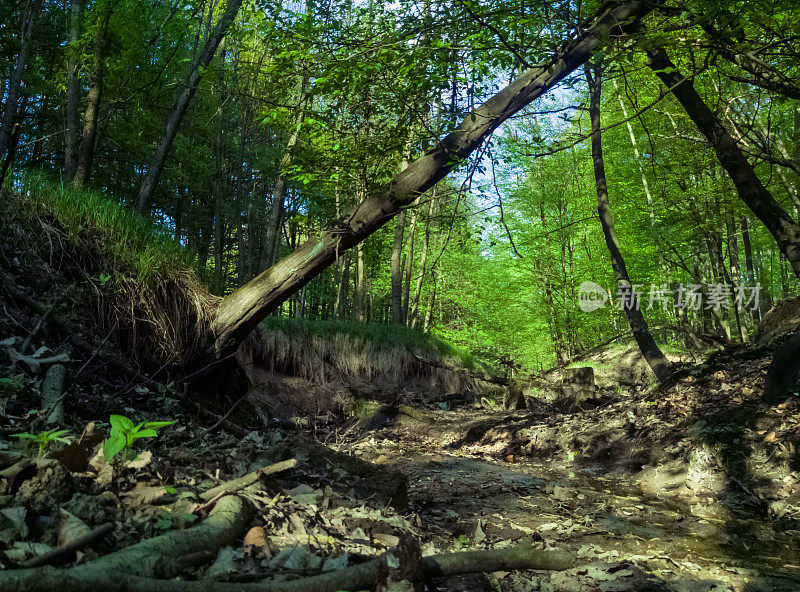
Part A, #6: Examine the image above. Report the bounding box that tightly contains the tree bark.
[646,44,800,277]
[212,40,228,294]
[391,209,406,324]
[135,0,243,212]
[72,3,112,189]
[0,0,41,173]
[585,62,673,382]
[211,0,656,356]
[409,191,436,328]
[64,0,86,179]
[260,77,310,272]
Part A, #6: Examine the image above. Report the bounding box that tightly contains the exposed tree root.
[0,532,574,592]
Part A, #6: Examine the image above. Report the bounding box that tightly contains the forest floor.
[323,343,800,592]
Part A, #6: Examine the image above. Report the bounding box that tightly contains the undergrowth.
[261,316,477,368]
[252,316,482,394]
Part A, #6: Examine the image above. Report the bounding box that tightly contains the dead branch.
[199,459,298,501]
[19,523,113,568]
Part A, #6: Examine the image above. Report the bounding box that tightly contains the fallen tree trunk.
[210,0,658,357]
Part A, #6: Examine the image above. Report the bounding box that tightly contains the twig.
[19,523,113,568]
[199,459,298,501]
[74,321,118,378]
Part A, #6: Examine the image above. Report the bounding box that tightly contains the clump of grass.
[10,169,194,281]
[3,169,216,366]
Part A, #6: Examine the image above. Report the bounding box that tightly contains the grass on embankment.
[3,170,215,365]
[254,316,482,393]
[10,170,195,281]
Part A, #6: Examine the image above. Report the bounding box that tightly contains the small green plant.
[455,534,471,549]
[12,428,72,458]
[93,273,112,286]
[103,415,174,463]
[0,374,26,397]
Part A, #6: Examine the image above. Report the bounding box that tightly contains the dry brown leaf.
[58,509,90,549]
[121,482,169,507]
[124,450,153,470]
[243,526,269,557]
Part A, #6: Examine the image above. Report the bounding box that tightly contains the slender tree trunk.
[390,137,414,324]
[410,190,436,328]
[402,205,418,323]
[646,44,800,277]
[0,0,41,175]
[211,0,657,355]
[64,0,86,178]
[355,242,366,322]
[391,210,406,324]
[260,78,310,271]
[585,62,673,382]
[135,0,243,212]
[211,40,228,294]
[726,214,749,342]
[72,3,112,189]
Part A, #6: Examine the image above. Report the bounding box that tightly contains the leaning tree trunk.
[210,0,657,357]
[645,44,800,277]
[585,62,673,382]
[135,0,243,212]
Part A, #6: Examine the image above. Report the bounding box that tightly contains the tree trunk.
[355,242,366,322]
[210,0,656,356]
[409,190,436,328]
[646,44,800,277]
[0,0,41,173]
[403,205,419,323]
[211,40,228,294]
[391,209,406,324]
[135,0,243,212]
[64,0,86,178]
[261,79,310,272]
[585,61,673,382]
[72,3,112,189]
[726,214,749,342]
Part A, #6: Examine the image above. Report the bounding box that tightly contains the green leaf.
[103,434,126,461]
[110,415,134,433]
[132,429,158,439]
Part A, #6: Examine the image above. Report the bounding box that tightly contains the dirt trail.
[335,406,800,592]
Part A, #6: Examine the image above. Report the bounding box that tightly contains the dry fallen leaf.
[243,526,270,558]
[121,482,169,507]
[58,509,90,549]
